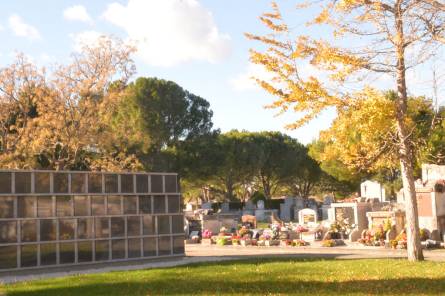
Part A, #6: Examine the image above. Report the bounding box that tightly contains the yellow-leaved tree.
[0,36,141,171]
[247,1,445,260]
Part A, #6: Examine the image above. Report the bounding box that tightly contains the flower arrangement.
[202,229,213,239]
[280,239,292,246]
[219,226,229,236]
[231,235,241,245]
[321,239,336,247]
[292,239,309,247]
[390,231,407,249]
[358,226,386,247]
[295,225,309,233]
[216,236,229,246]
[240,236,252,246]
[238,226,251,238]
[271,224,280,239]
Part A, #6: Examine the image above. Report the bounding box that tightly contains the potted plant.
[321,239,336,247]
[201,229,213,245]
[280,239,292,247]
[292,239,309,247]
[216,236,229,246]
[231,235,241,245]
[257,235,266,246]
[240,236,252,246]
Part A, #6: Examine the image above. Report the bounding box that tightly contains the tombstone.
[298,208,317,225]
[295,197,305,210]
[360,180,386,202]
[201,202,212,210]
[257,200,265,209]
[416,184,445,240]
[323,196,334,205]
[280,197,296,222]
[245,200,255,210]
[185,203,194,211]
[255,200,266,221]
[330,202,372,241]
[243,200,255,215]
[366,210,405,235]
[189,230,200,239]
[221,202,230,213]
[422,164,445,183]
[321,204,331,220]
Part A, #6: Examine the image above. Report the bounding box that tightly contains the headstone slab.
[323,196,334,205]
[360,180,386,202]
[257,200,265,210]
[284,197,296,205]
[245,200,255,210]
[295,197,305,210]
[201,202,212,210]
[221,202,230,212]
[298,208,317,224]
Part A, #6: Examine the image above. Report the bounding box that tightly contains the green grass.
[3,258,445,295]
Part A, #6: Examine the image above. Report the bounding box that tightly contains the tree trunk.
[394,3,424,261]
[260,174,271,198]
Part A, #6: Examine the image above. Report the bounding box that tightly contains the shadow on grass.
[6,258,445,296]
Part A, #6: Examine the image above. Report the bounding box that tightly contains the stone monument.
[298,208,317,224]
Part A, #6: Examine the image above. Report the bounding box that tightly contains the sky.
[0,0,442,144]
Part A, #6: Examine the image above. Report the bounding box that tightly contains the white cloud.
[8,14,40,40]
[230,63,276,91]
[63,5,92,23]
[102,0,231,66]
[70,30,103,51]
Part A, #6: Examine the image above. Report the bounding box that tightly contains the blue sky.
[0,0,441,144]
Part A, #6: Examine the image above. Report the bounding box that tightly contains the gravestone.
[221,202,230,213]
[185,203,194,211]
[422,164,445,182]
[257,200,265,209]
[245,200,255,210]
[243,200,255,215]
[255,200,266,221]
[298,208,317,225]
[323,196,334,205]
[329,202,373,241]
[201,202,212,210]
[280,197,296,222]
[360,180,386,202]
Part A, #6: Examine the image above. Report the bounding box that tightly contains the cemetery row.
[184,164,445,250]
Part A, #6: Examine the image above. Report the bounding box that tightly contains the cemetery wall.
[0,170,184,271]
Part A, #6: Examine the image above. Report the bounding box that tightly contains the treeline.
[0,37,352,202]
[178,130,353,202]
[0,37,213,173]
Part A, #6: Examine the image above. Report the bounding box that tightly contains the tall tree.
[247,1,445,260]
[251,132,306,198]
[115,77,214,170]
[0,36,139,171]
[286,151,322,198]
[0,54,44,168]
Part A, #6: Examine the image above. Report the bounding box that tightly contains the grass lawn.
[2,258,445,295]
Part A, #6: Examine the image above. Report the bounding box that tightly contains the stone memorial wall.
[0,170,184,271]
